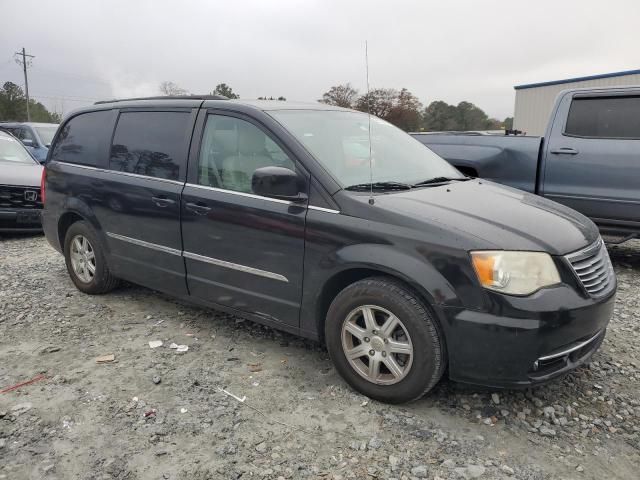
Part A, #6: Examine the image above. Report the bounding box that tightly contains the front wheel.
[325,277,446,403]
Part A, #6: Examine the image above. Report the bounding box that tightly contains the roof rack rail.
[94,94,229,105]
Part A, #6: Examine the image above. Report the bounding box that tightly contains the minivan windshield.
[269,110,464,188]
[35,126,58,147]
[0,134,36,164]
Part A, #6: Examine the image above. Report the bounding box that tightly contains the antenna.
[365,41,374,206]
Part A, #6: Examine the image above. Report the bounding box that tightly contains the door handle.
[550,147,579,155]
[185,202,212,215]
[151,196,176,207]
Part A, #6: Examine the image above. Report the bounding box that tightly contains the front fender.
[334,243,458,307]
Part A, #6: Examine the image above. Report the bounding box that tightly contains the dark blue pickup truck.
[413,86,640,242]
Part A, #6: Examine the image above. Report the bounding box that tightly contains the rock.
[255,441,268,453]
[543,406,556,418]
[539,426,557,437]
[576,465,584,472]
[152,375,161,384]
[442,459,456,469]
[368,436,382,449]
[11,403,32,415]
[501,465,515,475]
[491,393,500,405]
[411,465,428,478]
[96,353,115,363]
[465,464,486,478]
[389,455,399,471]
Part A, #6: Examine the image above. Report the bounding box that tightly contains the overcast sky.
[1,0,638,119]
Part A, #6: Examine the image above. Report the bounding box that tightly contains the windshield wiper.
[412,176,471,187]
[345,181,413,191]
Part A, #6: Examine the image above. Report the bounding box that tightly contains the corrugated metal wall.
[513,74,640,136]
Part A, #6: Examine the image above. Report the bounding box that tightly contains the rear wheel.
[64,221,119,294]
[325,277,446,403]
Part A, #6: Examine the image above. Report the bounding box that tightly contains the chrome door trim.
[308,205,340,214]
[185,183,294,205]
[106,232,182,256]
[55,161,185,186]
[183,251,289,283]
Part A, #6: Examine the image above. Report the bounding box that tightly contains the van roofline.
[94,94,229,104]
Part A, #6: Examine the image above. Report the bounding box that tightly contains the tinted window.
[198,115,295,193]
[110,111,190,181]
[565,96,640,139]
[51,111,113,166]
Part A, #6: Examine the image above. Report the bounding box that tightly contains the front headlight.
[470,251,561,295]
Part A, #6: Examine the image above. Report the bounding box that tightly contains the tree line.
[319,83,511,132]
[1,77,510,132]
[162,81,511,133]
[0,82,61,123]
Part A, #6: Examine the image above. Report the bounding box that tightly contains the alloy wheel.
[69,235,96,283]
[341,305,414,385]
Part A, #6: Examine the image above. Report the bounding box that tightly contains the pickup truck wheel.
[64,221,119,294]
[326,277,446,404]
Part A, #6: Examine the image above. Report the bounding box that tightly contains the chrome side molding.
[106,231,289,283]
[106,232,182,256]
[183,251,288,283]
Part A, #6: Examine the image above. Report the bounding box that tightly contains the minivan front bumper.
[438,283,615,388]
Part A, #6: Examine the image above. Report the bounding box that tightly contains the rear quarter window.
[51,110,116,167]
[565,96,640,139]
[109,111,191,181]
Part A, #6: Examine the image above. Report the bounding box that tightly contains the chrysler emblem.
[24,190,38,202]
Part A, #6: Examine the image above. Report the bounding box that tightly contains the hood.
[0,160,43,187]
[372,180,598,255]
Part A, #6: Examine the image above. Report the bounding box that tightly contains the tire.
[63,221,119,294]
[325,277,446,403]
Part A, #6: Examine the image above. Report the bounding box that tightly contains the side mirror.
[252,166,306,202]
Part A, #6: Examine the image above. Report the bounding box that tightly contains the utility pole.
[14,47,35,121]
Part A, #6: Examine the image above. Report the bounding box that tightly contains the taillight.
[40,168,46,205]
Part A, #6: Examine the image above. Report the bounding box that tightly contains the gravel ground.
[1,234,639,480]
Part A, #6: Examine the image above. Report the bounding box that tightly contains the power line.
[14,48,35,121]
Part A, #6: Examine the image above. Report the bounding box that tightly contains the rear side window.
[565,96,640,139]
[51,110,113,166]
[109,111,191,181]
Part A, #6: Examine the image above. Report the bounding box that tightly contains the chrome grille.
[0,185,42,209]
[565,239,614,297]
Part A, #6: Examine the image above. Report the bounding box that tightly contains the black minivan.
[42,96,616,403]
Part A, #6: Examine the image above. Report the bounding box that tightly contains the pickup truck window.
[565,96,640,139]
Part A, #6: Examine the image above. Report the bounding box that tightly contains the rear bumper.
[438,284,615,388]
[0,208,42,232]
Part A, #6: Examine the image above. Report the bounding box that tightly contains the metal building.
[513,69,640,136]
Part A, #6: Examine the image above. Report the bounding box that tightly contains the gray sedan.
[0,130,43,232]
